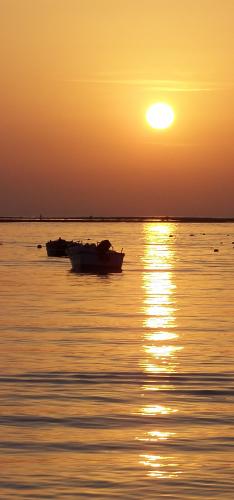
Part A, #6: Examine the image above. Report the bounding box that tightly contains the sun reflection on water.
[138,223,182,480]
[141,405,178,415]
[141,223,180,375]
[137,431,175,442]
[140,454,181,479]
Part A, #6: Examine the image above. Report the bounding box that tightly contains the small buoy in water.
[37,244,42,249]
[214,248,219,252]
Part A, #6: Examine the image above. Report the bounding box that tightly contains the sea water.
[0,221,233,499]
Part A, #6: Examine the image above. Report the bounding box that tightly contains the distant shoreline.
[0,217,234,223]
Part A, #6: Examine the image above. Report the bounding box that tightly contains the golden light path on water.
[137,223,183,479]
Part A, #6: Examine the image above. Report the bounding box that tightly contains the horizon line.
[1,216,234,223]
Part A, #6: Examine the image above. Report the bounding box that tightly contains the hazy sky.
[1,0,234,216]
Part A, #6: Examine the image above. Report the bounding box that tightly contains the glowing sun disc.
[146,103,175,129]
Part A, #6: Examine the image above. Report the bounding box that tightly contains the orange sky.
[1,0,234,216]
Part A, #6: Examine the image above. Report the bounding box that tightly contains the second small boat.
[46,237,75,257]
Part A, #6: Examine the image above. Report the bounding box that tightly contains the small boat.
[46,237,75,257]
[67,239,125,272]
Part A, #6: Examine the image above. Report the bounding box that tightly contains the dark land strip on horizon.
[0,217,234,223]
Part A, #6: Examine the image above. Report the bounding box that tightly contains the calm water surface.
[0,222,234,499]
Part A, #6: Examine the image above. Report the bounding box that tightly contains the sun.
[146,102,175,129]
